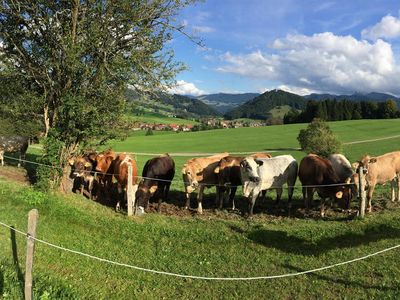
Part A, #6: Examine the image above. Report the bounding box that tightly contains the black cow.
[135,154,175,214]
[0,136,29,167]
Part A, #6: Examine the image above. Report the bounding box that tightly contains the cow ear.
[352,162,359,169]
[345,177,351,184]
[84,161,92,168]
[255,159,263,166]
[369,158,377,163]
[149,185,158,193]
[336,191,343,199]
[181,168,186,174]
[68,158,75,166]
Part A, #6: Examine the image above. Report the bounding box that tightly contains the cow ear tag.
[84,162,92,167]
[336,191,343,199]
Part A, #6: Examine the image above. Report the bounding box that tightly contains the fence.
[2,153,368,217]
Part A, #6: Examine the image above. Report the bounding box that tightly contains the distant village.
[132,118,267,132]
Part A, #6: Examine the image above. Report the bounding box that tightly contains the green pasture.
[0,180,400,299]
[1,118,400,299]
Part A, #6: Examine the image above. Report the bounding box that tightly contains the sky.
[168,0,400,96]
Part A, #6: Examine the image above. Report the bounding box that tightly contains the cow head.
[182,162,202,193]
[95,151,115,174]
[135,180,158,208]
[69,156,92,178]
[354,155,377,175]
[240,157,262,198]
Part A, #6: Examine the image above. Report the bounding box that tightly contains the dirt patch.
[0,166,31,185]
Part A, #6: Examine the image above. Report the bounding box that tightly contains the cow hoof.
[135,206,146,216]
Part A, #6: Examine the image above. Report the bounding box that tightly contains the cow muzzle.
[249,176,260,183]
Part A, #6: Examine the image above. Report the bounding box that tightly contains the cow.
[135,154,175,214]
[68,152,97,200]
[214,153,272,210]
[353,151,400,213]
[182,152,229,214]
[94,149,116,188]
[111,153,139,211]
[0,136,29,167]
[298,154,350,217]
[328,153,357,208]
[240,155,298,217]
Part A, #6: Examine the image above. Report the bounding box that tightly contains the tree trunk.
[43,106,50,138]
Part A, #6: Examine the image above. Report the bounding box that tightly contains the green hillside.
[225,89,306,120]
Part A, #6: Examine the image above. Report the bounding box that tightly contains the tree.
[0,0,197,188]
[297,118,342,157]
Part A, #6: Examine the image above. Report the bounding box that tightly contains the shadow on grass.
[246,223,400,256]
[10,227,25,297]
[3,152,41,184]
[281,264,398,292]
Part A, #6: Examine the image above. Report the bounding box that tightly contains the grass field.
[1,119,400,299]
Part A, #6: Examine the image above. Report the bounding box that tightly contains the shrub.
[297,118,342,157]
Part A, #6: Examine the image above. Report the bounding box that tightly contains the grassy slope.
[2,119,400,299]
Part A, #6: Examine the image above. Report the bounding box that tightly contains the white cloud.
[217,32,400,95]
[168,80,205,96]
[192,25,215,33]
[361,15,400,40]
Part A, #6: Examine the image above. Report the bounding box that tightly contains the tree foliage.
[0,0,196,187]
[297,118,342,157]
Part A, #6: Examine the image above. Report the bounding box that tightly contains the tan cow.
[214,153,272,209]
[182,152,229,214]
[110,153,139,211]
[354,151,400,212]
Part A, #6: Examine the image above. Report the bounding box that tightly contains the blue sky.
[168,0,400,96]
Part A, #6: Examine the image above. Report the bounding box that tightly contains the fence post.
[127,164,133,216]
[25,209,39,300]
[358,166,366,218]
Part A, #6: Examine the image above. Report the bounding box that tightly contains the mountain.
[196,93,259,114]
[125,89,220,119]
[306,92,400,102]
[224,89,306,120]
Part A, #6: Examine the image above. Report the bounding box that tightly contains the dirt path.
[0,166,30,185]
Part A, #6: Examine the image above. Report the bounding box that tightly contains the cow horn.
[336,191,343,199]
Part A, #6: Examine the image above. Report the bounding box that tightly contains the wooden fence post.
[358,166,366,218]
[25,209,39,300]
[127,164,133,216]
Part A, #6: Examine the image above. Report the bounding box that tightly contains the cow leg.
[164,183,171,201]
[397,176,400,202]
[275,187,282,206]
[288,185,294,213]
[197,186,205,214]
[320,198,327,217]
[230,187,237,210]
[305,187,314,210]
[391,179,396,202]
[185,192,191,210]
[157,184,164,212]
[216,186,223,209]
[366,185,375,213]
[260,190,267,201]
[248,193,257,217]
[0,151,4,166]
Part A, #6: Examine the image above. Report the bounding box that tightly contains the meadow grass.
[1,119,400,299]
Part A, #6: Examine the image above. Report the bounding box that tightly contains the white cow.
[240,155,298,216]
[328,153,360,207]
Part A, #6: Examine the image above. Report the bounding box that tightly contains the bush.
[297,118,342,157]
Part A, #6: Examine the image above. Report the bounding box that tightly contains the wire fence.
[3,154,357,190]
[0,220,399,281]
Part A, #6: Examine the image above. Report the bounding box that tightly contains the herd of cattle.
[67,149,400,217]
[1,136,400,217]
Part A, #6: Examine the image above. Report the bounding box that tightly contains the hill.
[306,92,400,106]
[224,89,306,120]
[196,93,259,113]
[125,88,220,121]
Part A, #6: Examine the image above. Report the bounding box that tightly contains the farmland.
[1,119,400,299]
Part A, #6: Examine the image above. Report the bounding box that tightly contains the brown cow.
[182,152,229,214]
[68,153,97,200]
[354,151,400,212]
[111,153,139,211]
[214,153,272,210]
[298,154,350,217]
[94,149,116,189]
